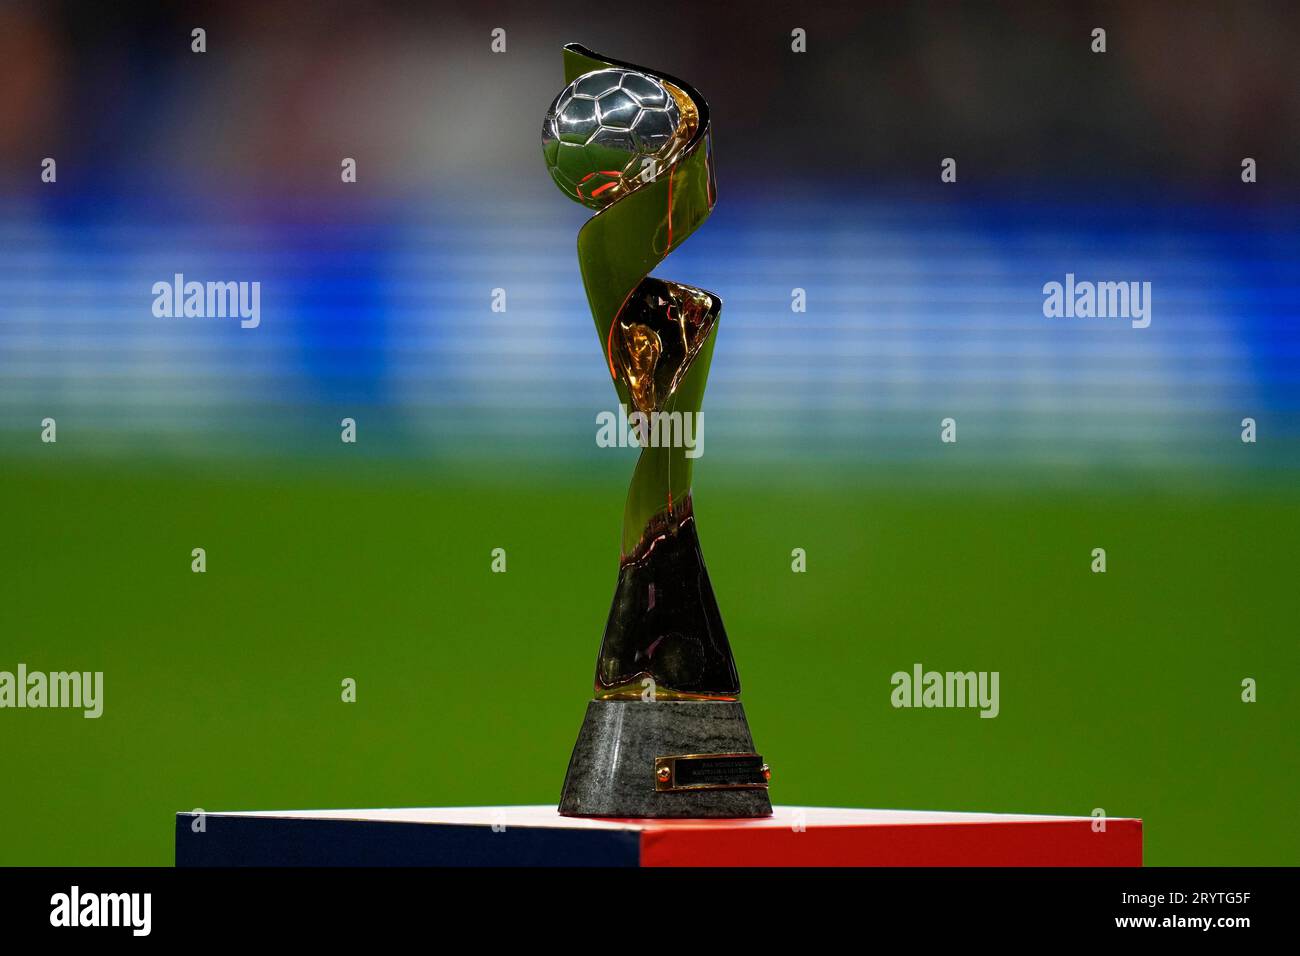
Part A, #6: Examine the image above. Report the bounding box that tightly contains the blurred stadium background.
[1,0,1296,865]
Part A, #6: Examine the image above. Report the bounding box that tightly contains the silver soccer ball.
[542,68,684,210]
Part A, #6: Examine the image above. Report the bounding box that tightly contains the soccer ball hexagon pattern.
[542,68,684,210]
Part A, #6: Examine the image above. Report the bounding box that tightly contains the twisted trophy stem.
[561,44,739,701]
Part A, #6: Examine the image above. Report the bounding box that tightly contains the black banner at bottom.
[0,866,1284,941]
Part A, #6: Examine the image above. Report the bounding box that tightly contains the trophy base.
[559,700,773,818]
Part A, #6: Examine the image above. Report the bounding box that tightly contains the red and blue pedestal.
[175,806,1142,866]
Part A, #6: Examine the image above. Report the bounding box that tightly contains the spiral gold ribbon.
[560,44,739,700]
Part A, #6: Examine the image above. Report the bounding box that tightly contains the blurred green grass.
[0,457,1295,865]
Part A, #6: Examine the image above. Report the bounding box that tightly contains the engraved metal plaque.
[654,752,770,792]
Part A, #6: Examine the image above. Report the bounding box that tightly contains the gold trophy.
[543,44,771,817]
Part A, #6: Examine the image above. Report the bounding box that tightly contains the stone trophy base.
[558,700,773,818]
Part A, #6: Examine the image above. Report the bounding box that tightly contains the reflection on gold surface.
[595,680,738,702]
[612,278,717,415]
[663,80,699,147]
[622,323,662,412]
